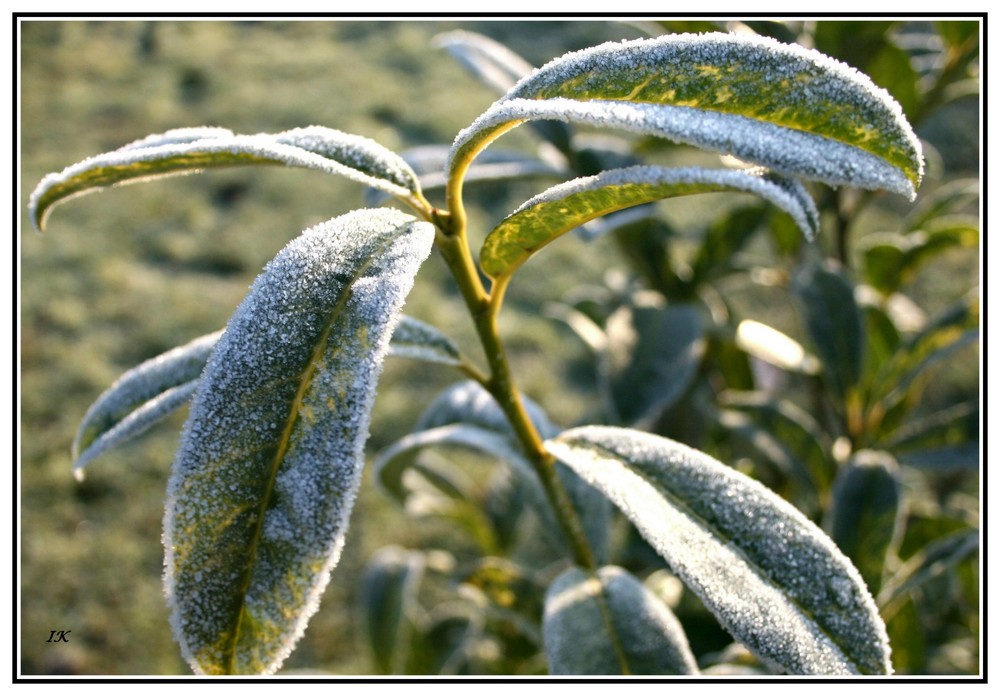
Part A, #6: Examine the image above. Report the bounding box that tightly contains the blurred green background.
[19,19,979,675]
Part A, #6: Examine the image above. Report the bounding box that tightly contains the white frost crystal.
[547,425,893,675]
[162,209,433,674]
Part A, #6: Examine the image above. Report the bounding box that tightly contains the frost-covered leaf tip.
[29,126,424,231]
[547,425,893,675]
[450,32,922,199]
[162,208,434,675]
[72,330,222,479]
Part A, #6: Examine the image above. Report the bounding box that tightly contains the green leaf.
[878,529,979,610]
[546,426,892,674]
[375,423,611,563]
[870,294,979,418]
[543,565,698,675]
[793,260,865,404]
[826,450,903,594]
[903,177,978,232]
[162,208,434,675]
[885,400,978,462]
[480,165,819,279]
[72,330,222,479]
[388,315,464,367]
[374,423,533,508]
[601,299,706,426]
[451,33,922,198]
[860,221,979,295]
[360,546,426,674]
[689,204,770,285]
[30,126,422,231]
[405,603,480,675]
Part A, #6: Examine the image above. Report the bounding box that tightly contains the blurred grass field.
[19,20,979,676]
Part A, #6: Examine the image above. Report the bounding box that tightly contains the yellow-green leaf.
[450,33,922,199]
[30,126,422,231]
[480,165,818,279]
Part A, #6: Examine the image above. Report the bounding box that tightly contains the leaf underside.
[546,425,892,675]
[30,126,422,231]
[162,208,434,675]
[450,32,922,199]
[72,330,222,478]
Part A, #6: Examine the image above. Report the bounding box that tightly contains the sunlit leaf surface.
[30,126,422,230]
[480,166,818,279]
[547,425,892,674]
[163,209,434,675]
[450,33,922,198]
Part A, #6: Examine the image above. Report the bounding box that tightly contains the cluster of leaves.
[29,20,978,676]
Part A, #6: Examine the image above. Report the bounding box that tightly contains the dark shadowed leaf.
[601,300,705,426]
[793,260,865,404]
[826,450,903,593]
[361,547,426,674]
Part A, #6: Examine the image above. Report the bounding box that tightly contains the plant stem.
[433,210,596,572]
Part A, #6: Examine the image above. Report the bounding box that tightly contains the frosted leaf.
[451,97,917,200]
[162,208,434,675]
[503,32,922,192]
[387,315,463,366]
[435,30,574,156]
[29,126,421,231]
[75,314,460,479]
[546,425,892,675]
[72,330,223,478]
[480,164,819,279]
[544,565,699,675]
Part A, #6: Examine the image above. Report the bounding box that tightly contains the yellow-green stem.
[432,206,596,572]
